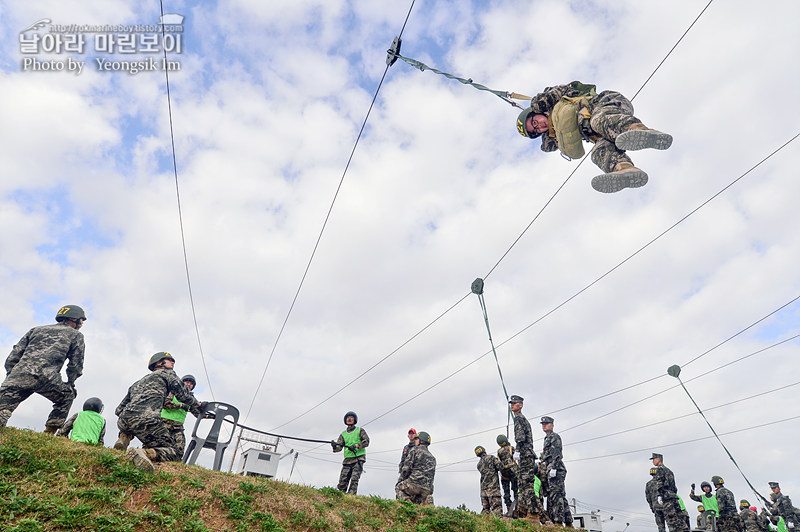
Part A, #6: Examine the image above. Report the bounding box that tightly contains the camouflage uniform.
[771,494,799,530]
[653,464,689,532]
[716,486,744,532]
[115,368,199,462]
[646,477,667,532]
[397,444,436,504]
[161,392,200,459]
[513,411,538,515]
[477,453,503,516]
[332,425,369,494]
[541,430,572,525]
[528,82,644,174]
[740,508,770,532]
[497,443,519,513]
[0,323,84,430]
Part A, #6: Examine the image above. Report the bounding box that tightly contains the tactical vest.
[777,517,787,532]
[160,396,188,423]
[70,410,104,444]
[701,493,719,516]
[550,82,597,160]
[678,496,687,511]
[342,427,366,459]
[534,474,542,497]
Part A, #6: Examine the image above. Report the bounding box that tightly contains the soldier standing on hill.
[0,305,87,433]
[396,429,418,499]
[115,352,203,471]
[510,395,537,518]
[740,500,770,532]
[331,411,369,494]
[496,434,518,516]
[650,453,689,532]
[712,476,744,532]
[541,416,573,527]
[769,483,798,532]
[475,445,504,516]
[646,468,667,532]
[396,431,436,505]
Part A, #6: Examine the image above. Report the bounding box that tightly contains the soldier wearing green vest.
[516,81,672,194]
[57,397,105,445]
[160,374,201,459]
[692,481,721,517]
[331,411,369,494]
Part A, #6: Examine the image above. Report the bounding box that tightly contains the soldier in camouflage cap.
[115,352,204,471]
[397,431,436,505]
[509,395,539,519]
[646,468,667,532]
[517,81,672,194]
[0,305,87,433]
[541,416,573,527]
[650,453,689,532]
[769,483,798,532]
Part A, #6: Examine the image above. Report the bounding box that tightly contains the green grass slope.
[0,428,548,532]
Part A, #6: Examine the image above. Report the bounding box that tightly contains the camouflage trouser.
[337,460,363,494]
[500,469,518,510]
[718,515,744,532]
[162,419,187,460]
[586,90,643,173]
[0,371,74,430]
[517,452,537,513]
[117,414,179,462]
[663,497,690,532]
[546,469,572,525]
[396,479,432,504]
[480,491,504,516]
[653,508,667,532]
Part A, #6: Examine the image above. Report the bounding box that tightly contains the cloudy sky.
[1,0,798,527]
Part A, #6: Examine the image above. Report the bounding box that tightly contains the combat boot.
[114,434,131,450]
[43,425,58,435]
[615,123,673,151]
[591,162,648,194]
[127,448,156,472]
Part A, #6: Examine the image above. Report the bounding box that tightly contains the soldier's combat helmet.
[343,411,357,425]
[516,107,542,139]
[474,446,486,457]
[711,475,724,486]
[182,375,196,388]
[417,431,431,445]
[148,352,175,371]
[56,305,86,322]
[740,500,750,509]
[496,434,509,445]
[700,481,712,491]
[83,397,103,413]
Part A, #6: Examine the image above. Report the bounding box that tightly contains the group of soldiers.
[473,394,573,523]
[0,305,208,472]
[646,453,797,532]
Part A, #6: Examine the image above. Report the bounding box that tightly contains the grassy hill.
[0,427,549,531]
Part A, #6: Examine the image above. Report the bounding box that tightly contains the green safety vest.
[678,496,687,511]
[534,474,542,497]
[160,396,188,423]
[342,427,366,459]
[701,493,719,516]
[70,410,104,444]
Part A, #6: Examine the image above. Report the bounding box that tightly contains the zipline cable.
[267,1,719,429]
[667,364,773,507]
[159,0,214,400]
[243,0,418,425]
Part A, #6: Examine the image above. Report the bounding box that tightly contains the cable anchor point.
[471,278,484,295]
[386,36,402,66]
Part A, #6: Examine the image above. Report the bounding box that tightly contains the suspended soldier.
[496,434,519,517]
[740,500,770,532]
[509,395,538,519]
[712,475,744,532]
[331,411,369,494]
[541,416,573,527]
[397,431,436,505]
[475,445,504,517]
[769,483,798,532]
[56,397,105,445]
[516,81,673,193]
[160,374,202,459]
[0,305,87,433]
[646,468,667,532]
[115,352,203,471]
[650,453,689,532]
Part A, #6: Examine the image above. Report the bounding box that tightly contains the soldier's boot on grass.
[43,426,58,435]
[615,123,673,151]
[591,162,648,193]
[127,448,156,472]
[114,434,131,450]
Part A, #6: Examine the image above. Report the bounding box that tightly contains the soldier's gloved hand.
[549,469,557,479]
[181,403,191,412]
[198,401,209,411]
[691,483,696,490]
[330,440,337,451]
[657,496,663,505]
[787,522,794,529]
